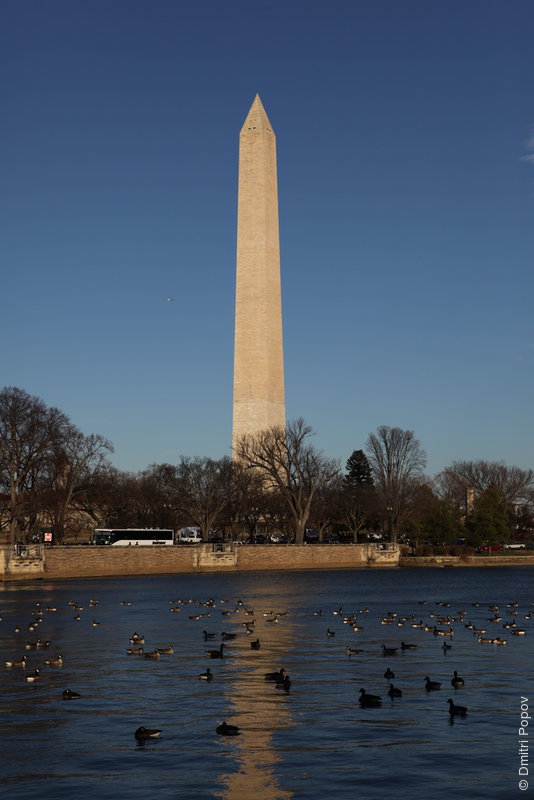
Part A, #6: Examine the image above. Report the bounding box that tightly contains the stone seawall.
[3,547,533,581]
[400,555,534,568]
[1,543,398,581]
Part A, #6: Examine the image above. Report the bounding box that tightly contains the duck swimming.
[63,688,81,699]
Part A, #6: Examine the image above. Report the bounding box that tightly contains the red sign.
[44,532,53,542]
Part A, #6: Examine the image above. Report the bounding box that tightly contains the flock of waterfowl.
[324,596,531,721]
[2,590,531,739]
[2,594,292,739]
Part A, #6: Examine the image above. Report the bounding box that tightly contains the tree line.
[1,387,533,547]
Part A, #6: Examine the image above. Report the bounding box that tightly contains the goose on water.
[276,674,292,691]
[207,644,225,659]
[388,684,402,698]
[265,668,285,682]
[425,676,441,691]
[216,721,240,736]
[45,654,63,667]
[451,671,464,688]
[199,668,213,681]
[447,699,467,717]
[359,688,382,707]
[135,726,161,740]
[63,688,81,699]
[384,667,395,680]
[4,656,27,668]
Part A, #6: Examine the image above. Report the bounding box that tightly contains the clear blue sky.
[2,0,533,478]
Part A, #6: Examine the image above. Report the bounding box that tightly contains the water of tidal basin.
[0,566,532,799]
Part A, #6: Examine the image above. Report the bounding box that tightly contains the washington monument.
[232,95,285,451]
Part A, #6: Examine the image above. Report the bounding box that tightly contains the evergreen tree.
[345,450,373,486]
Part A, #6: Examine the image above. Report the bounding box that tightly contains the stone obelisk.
[232,95,285,452]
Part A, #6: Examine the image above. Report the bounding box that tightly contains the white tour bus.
[91,529,174,546]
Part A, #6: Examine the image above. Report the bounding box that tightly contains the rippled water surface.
[1,566,532,799]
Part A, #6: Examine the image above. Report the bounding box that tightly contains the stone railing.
[0,544,45,578]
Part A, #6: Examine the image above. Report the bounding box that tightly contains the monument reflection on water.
[0,567,532,800]
[217,609,296,800]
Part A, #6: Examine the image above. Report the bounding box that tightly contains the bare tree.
[43,429,114,542]
[435,460,534,506]
[0,387,70,542]
[93,466,176,531]
[75,464,122,529]
[234,418,340,544]
[365,425,427,543]
[335,479,378,543]
[173,456,234,540]
[308,478,343,541]
[225,460,268,540]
